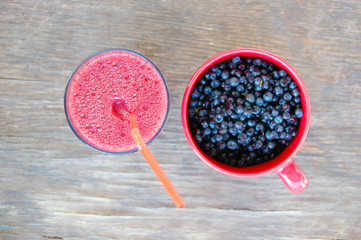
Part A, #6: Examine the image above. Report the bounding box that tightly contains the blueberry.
[198,109,208,117]
[262,111,272,122]
[228,62,236,70]
[255,140,263,149]
[210,72,217,80]
[253,58,262,66]
[229,77,240,87]
[269,120,277,130]
[289,115,298,124]
[201,121,209,128]
[294,96,301,103]
[213,90,222,99]
[212,98,220,107]
[279,99,286,105]
[191,89,200,99]
[219,127,228,135]
[208,148,217,157]
[220,121,228,129]
[285,133,293,141]
[219,70,228,80]
[211,64,219,72]
[235,105,244,115]
[246,57,252,64]
[254,76,262,87]
[262,80,270,89]
[279,132,287,139]
[216,69,222,77]
[226,97,235,104]
[275,124,284,133]
[282,103,291,112]
[189,99,198,108]
[211,80,221,89]
[188,108,196,117]
[246,93,255,103]
[291,88,300,97]
[263,146,271,154]
[274,86,284,97]
[209,120,217,129]
[239,76,247,84]
[229,127,237,136]
[230,113,238,119]
[263,91,274,102]
[215,114,224,123]
[203,128,211,136]
[204,86,212,95]
[261,60,269,68]
[200,77,208,85]
[237,133,248,145]
[289,81,297,89]
[231,90,240,98]
[234,70,241,78]
[256,123,265,132]
[227,140,238,150]
[204,70,211,80]
[285,126,294,134]
[215,134,224,142]
[253,105,261,115]
[271,131,279,139]
[247,119,257,127]
[272,71,280,79]
[223,84,231,91]
[271,109,279,117]
[232,56,241,65]
[279,69,288,78]
[295,108,304,118]
[256,97,264,106]
[219,62,226,69]
[235,121,244,130]
[217,141,226,150]
[236,84,245,93]
[246,128,255,137]
[274,115,283,124]
[219,94,227,103]
[194,134,203,143]
[265,130,272,141]
[244,106,253,118]
[280,77,289,87]
[268,141,276,150]
[250,65,261,76]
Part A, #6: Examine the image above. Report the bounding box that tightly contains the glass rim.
[64,48,170,155]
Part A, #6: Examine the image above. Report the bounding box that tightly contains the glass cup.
[64,49,170,155]
[181,48,311,194]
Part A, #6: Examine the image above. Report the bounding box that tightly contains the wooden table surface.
[1,0,360,239]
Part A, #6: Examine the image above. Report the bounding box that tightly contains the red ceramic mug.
[181,48,311,194]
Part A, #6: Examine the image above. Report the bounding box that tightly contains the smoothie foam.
[65,50,168,153]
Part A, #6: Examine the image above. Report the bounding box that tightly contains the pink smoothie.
[65,50,169,153]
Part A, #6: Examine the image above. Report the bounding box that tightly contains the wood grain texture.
[1,0,360,239]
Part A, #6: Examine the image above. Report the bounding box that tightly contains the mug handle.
[274,159,309,194]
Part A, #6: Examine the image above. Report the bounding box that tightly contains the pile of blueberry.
[188,56,303,167]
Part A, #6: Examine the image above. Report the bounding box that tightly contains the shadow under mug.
[181,48,311,194]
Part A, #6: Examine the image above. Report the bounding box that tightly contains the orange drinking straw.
[129,113,185,208]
